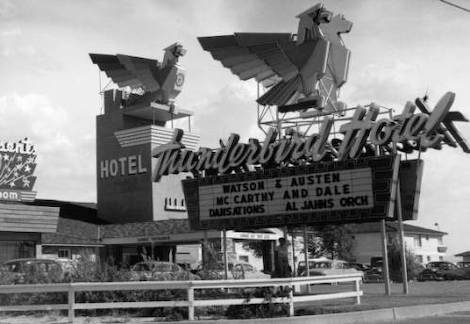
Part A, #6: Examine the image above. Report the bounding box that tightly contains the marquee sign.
[0,138,37,202]
[183,155,396,230]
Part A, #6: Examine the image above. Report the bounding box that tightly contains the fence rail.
[0,274,363,323]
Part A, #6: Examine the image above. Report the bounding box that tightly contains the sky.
[0,0,469,260]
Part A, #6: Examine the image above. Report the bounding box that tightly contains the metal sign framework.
[256,82,393,140]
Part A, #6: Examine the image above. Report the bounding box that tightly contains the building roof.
[455,251,470,257]
[0,202,59,233]
[351,222,447,236]
[42,218,101,246]
[28,199,106,224]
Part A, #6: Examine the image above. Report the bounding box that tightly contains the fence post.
[355,279,361,305]
[188,286,194,321]
[288,286,294,316]
[68,285,75,323]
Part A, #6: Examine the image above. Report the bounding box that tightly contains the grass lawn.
[296,280,470,315]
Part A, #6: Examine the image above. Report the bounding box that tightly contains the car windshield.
[427,262,454,270]
[311,262,332,269]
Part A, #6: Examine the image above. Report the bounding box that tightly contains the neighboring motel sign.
[183,156,396,230]
[0,138,37,202]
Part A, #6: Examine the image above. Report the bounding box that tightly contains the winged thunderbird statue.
[89,43,186,109]
[198,4,352,115]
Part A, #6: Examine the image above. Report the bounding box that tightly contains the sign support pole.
[202,230,208,268]
[396,181,409,294]
[381,154,401,295]
[381,219,391,296]
[303,225,310,293]
[223,229,229,280]
[391,138,409,294]
[291,229,296,276]
[303,225,309,276]
[270,240,275,273]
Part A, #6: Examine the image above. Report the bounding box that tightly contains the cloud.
[0,0,15,19]
[190,81,263,147]
[0,36,61,74]
[0,94,95,201]
[342,60,425,109]
[1,27,21,37]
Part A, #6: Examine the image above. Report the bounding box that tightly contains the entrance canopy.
[101,219,281,245]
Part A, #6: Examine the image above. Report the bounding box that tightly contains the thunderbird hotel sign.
[0,138,37,202]
[152,90,467,230]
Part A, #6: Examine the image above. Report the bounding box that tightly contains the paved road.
[389,311,470,323]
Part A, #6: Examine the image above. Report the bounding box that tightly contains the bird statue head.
[296,4,333,44]
[163,42,186,67]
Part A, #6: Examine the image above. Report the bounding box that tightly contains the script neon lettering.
[151,92,469,181]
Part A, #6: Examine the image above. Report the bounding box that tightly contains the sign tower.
[91,44,200,224]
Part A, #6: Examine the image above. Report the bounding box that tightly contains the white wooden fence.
[0,274,362,323]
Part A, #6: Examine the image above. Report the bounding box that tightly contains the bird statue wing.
[89,53,160,92]
[198,33,299,88]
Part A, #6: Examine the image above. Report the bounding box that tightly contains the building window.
[438,237,443,245]
[439,256,444,261]
[414,236,422,247]
[58,249,71,259]
[426,255,431,262]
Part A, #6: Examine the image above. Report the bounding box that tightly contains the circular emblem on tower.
[176,73,185,87]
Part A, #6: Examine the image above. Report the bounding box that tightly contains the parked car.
[195,262,270,280]
[363,267,383,283]
[346,262,369,271]
[418,261,470,281]
[297,257,328,276]
[297,258,363,277]
[457,262,470,269]
[231,262,271,279]
[2,258,75,283]
[193,262,233,279]
[129,261,199,281]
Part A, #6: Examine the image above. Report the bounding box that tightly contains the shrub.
[0,256,294,321]
[388,238,422,282]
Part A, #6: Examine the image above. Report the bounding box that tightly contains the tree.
[387,237,422,282]
[305,233,324,258]
[314,224,355,260]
